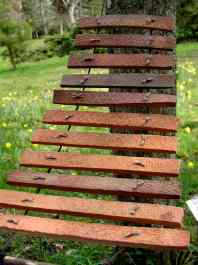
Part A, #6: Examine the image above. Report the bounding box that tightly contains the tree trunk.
[60,14,64,35]
[7,46,17,70]
[105,0,176,264]
[40,0,48,36]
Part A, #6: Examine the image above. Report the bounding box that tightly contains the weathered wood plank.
[20,150,181,177]
[0,214,189,250]
[53,90,176,107]
[0,189,184,227]
[32,129,177,153]
[43,110,179,133]
[79,15,175,31]
[8,171,181,200]
[68,54,175,69]
[61,74,175,89]
[75,34,176,49]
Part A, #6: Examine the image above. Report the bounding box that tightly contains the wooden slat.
[0,214,189,250]
[53,90,176,107]
[20,150,181,177]
[0,189,184,227]
[79,15,175,32]
[43,110,179,133]
[75,34,176,49]
[32,129,177,154]
[8,171,181,200]
[61,74,175,89]
[68,54,175,69]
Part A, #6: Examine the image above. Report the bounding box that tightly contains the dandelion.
[33,144,38,148]
[2,122,7,128]
[187,161,194,169]
[184,127,191,134]
[5,142,11,149]
[28,128,32,133]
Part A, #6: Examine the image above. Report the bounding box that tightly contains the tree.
[106,0,176,264]
[177,0,198,41]
[52,0,80,35]
[0,0,31,69]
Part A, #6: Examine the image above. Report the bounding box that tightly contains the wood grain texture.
[61,74,175,89]
[43,110,179,133]
[53,91,176,108]
[0,214,189,250]
[0,189,184,227]
[20,150,181,177]
[75,34,176,49]
[32,129,177,153]
[68,54,175,69]
[8,171,181,200]
[79,15,175,31]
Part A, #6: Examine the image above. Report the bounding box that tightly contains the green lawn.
[0,41,198,264]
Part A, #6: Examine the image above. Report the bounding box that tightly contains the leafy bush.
[45,28,79,57]
[0,1,32,69]
[177,0,198,41]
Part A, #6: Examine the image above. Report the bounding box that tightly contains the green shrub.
[45,28,78,57]
[177,0,198,41]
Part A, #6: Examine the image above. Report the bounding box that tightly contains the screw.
[7,219,18,225]
[33,176,46,181]
[133,160,145,167]
[45,155,57,160]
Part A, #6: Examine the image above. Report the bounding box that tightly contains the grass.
[0,40,198,264]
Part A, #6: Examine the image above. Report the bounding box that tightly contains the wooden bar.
[79,15,175,32]
[0,214,189,250]
[68,54,175,69]
[32,129,177,153]
[0,189,184,227]
[61,74,175,89]
[8,171,181,200]
[20,150,181,177]
[43,110,179,133]
[75,34,176,49]
[53,90,176,107]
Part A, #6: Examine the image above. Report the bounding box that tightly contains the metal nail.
[71,93,83,99]
[146,17,155,24]
[21,198,33,203]
[125,232,140,238]
[134,180,145,190]
[84,57,94,62]
[90,38,100,43]
[45,155,57,160]
[139,135,146,146]
[33,176,46,181]
[133,160,145,167]
[55,133,68,139]
[130,206,140,216]
[80,77,89,85]
[142,77,154,84]
[144,92,152,102]
[65,115,73,120]
[144,116,151,124]
[7,219,18,225]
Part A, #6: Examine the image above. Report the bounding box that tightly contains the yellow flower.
[184,127,191,134]
[24,124,28,128]
[5,142,11,149]
[2,122,7,128]
[188,161,194,169]
[33,144,38,148]
[28,128,32,133]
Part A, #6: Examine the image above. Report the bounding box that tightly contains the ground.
[0,41,198,264]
